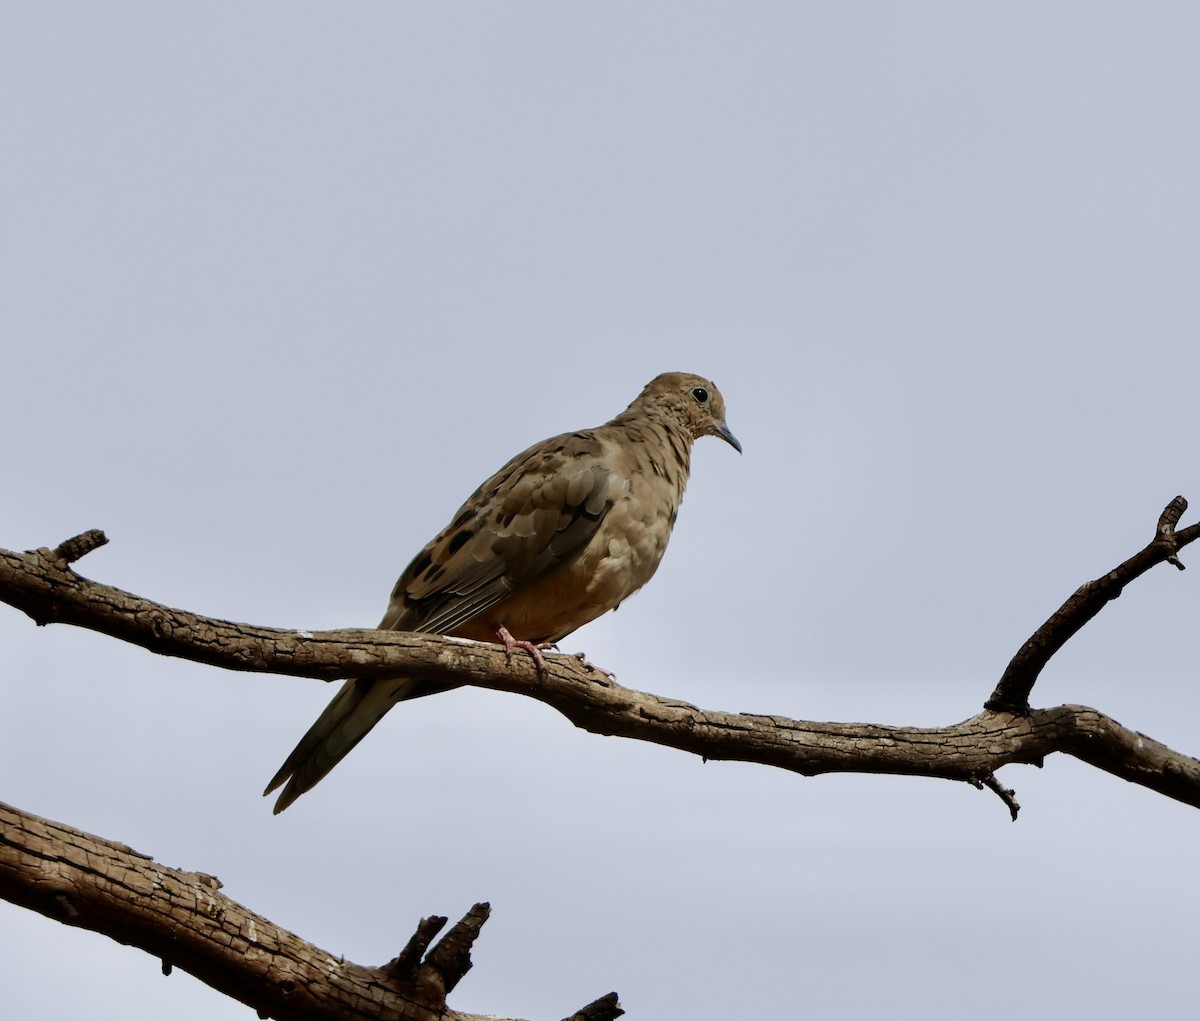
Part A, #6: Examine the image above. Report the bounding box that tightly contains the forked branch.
[0,499,1197,1017]
[0,800,617,1021]
[0,498,1198,813]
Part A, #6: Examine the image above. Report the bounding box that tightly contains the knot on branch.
[1158,495,1188,570]
[49,891,79,921]
[381,902,490,1000]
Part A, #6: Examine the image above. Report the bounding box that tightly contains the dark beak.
[717,422,742,454]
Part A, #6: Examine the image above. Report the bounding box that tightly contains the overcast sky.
[4,4,1200,1019]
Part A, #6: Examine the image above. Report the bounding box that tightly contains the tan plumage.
[265,372,740,812]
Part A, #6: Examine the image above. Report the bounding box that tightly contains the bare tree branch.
[986,496,1200,712]
[2,501,1199,814]
[1,498,1197,1016]
[0,800,613,1021]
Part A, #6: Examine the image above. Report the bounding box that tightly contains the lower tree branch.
[0,800,614,1021]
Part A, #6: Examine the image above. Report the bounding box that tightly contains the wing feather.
[379,433,615,635]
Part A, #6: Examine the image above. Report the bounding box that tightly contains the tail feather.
[265,676,421,813]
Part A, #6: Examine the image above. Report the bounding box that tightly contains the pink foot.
[494,625,554,673]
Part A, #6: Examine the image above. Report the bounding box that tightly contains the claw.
[494,625,554,673]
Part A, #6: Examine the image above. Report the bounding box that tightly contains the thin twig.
[970,772,1021,821]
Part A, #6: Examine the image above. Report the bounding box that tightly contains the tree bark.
[1,497,1198,1015]
[2,506,1199,816]
[0,800,619,1021]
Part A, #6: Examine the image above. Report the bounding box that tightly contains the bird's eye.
[691,387,709,404]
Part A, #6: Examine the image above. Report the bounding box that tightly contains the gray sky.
[4,4,1200,1018]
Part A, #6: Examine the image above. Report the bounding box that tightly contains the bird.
[265,371,740,812]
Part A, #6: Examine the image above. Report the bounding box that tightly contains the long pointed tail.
[264,676,421,813]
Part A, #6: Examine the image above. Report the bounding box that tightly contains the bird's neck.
[608,405,694,481]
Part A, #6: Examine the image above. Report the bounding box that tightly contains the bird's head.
[636,372,742,453]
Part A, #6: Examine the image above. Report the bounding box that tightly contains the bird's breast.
[459,467,684,645]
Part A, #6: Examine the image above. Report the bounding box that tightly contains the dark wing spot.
[451,507,477,529]
[447,528,475,556]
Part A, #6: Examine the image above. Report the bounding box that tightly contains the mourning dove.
[265,371,740,812]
